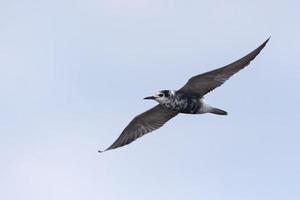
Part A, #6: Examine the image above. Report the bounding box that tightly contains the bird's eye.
[158,94,163,97]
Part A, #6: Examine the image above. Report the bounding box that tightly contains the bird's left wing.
[99,105,178,152]
[178,38,270,96]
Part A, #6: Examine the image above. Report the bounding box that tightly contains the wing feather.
[178,38,270,96]
[100,105,178,152]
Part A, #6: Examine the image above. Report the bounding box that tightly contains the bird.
[99,38,270,153]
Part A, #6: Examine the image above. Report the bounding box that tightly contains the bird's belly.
[161,97,202,114]
[175,98,201,114]
[179,103,201,114]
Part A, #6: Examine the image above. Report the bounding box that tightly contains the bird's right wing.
[178,38,270,96]
[100,105,178,152]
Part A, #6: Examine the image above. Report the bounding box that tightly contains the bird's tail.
[209,108,228,115]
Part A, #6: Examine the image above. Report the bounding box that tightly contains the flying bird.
[99,38,269,152]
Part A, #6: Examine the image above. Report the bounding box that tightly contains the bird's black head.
[144,90,175,103]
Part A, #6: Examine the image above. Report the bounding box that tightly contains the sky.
[0,0,300,200]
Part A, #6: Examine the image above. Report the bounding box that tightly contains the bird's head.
[144,90,175,104]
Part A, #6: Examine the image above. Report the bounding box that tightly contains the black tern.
[99,38,269,152]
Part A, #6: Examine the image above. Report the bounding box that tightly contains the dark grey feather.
[178,38,270,96]
[99,105,178,152]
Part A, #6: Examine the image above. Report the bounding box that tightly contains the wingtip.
[98,147,112,153]
[257,37,270,50]
[264,37,271,44]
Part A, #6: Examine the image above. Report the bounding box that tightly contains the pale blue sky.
[1,0,300,200]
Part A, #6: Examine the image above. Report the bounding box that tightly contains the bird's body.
[168,91,201,114]
[155,90,199,113]
[152,90,226,115]
[99,38,270,152]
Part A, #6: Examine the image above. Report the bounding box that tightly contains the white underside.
[198,99,214,113]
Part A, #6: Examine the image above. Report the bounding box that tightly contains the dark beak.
[144,96,156,100]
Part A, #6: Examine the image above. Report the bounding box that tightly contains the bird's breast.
[162,96,201,114]
[180,97,201,114]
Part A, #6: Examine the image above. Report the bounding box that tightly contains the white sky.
[0,0,299,200]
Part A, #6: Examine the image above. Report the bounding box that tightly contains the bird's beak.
[144,96,156,100]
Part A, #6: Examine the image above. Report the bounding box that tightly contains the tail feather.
[210,108,228,115]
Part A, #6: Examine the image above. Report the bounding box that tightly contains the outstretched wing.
[178,38,270,96]
[100,105,178,152]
